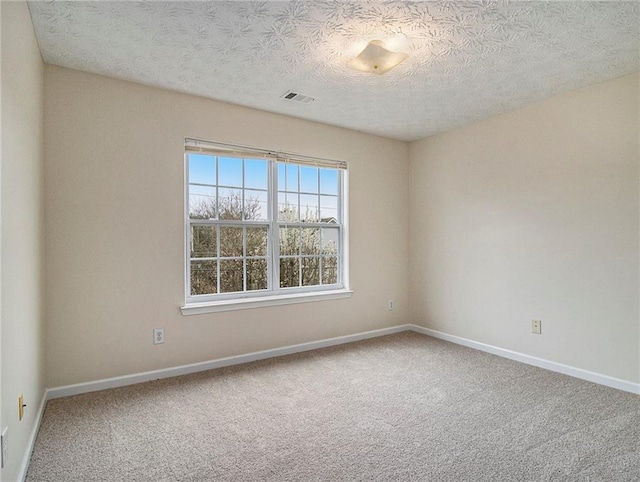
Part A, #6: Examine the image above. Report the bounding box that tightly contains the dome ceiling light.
[347,40,408,75]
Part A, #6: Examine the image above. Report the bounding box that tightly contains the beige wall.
[409,73,640,384]
[1,1,46,480]
[43,66,640,389]
[44,65,410,387]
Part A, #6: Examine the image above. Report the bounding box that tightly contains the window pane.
[189,154,216,186]
[191,260,217,295]
[189,185,216,219]
[277,163,286,191]
[219,157,243,187]
[247,227,267,257]
[302,257,320,286]
[322,257,338,285]
[280,227,300,256]
[300,194,319,222]
[280,257,299,288]
[285,164,299,191]
[218,189,243,220]
[321,228,340,254]
[247,259,268,291]
[320,195,338,223]
[321,227,339,255]
[300,166,318,193]
[278,193,299,222]
[220,259,244,293]
[191,225,216,258]
[244,189,268,221]
[320,168,338,195]
[245,159,267,189]
[220,226,243,257]
[277,193,287,222]
[302,227,320,255]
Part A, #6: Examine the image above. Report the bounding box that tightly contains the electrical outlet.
[532,319,542,335]
[388,300,395,311]
[18,394,25,421]
[153,328,165,345]
[1,427,7,469]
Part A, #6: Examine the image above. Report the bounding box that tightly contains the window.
[183,139,349,313]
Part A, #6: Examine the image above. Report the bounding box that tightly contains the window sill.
[180,289,353,315]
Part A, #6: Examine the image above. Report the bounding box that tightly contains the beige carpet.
[27,332,639,481]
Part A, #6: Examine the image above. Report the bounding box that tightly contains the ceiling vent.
[281,91,315,104]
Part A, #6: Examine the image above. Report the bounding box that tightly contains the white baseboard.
[17,389,48,482]
[47,323,639,401]
[47,324,412,400]
[410,325,640,395]
[29,322,638,481]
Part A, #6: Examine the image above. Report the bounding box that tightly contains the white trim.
[45,323,639,401]
[340,169,350,290]
[181,289,353,315]
[25,323,638,480]
[47,324,409,400]
[16,389,47,482]
[184,150,350,307]
[410,325,640,395]
[185,138,348,170]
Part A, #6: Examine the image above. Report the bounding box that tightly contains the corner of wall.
[1,1,47,480]
[406,73,640,385]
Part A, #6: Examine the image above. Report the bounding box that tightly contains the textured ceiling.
[28,1,640,141]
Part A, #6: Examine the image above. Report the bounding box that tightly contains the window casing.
[184,139,348,308]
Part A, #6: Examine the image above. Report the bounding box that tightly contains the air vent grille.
[281,91,315,104]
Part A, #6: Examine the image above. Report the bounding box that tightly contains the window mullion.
[185,155,191,301]
[298,226,303,287]
[269,160,280,293]
[243,226,247,292]
[216,222,221,294]
[339,170,346,287]
[186,222,192,299]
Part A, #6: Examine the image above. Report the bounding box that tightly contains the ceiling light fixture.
[347,40,408,75]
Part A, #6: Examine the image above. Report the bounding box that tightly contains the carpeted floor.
[26,332,639,481]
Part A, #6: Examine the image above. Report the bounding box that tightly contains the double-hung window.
[182,138,350,313]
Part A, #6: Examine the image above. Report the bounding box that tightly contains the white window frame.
[181,138,352,315]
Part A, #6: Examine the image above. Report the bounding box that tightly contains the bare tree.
[191,192,336,295]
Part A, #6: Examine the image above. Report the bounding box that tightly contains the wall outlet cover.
[532,319,542,335]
